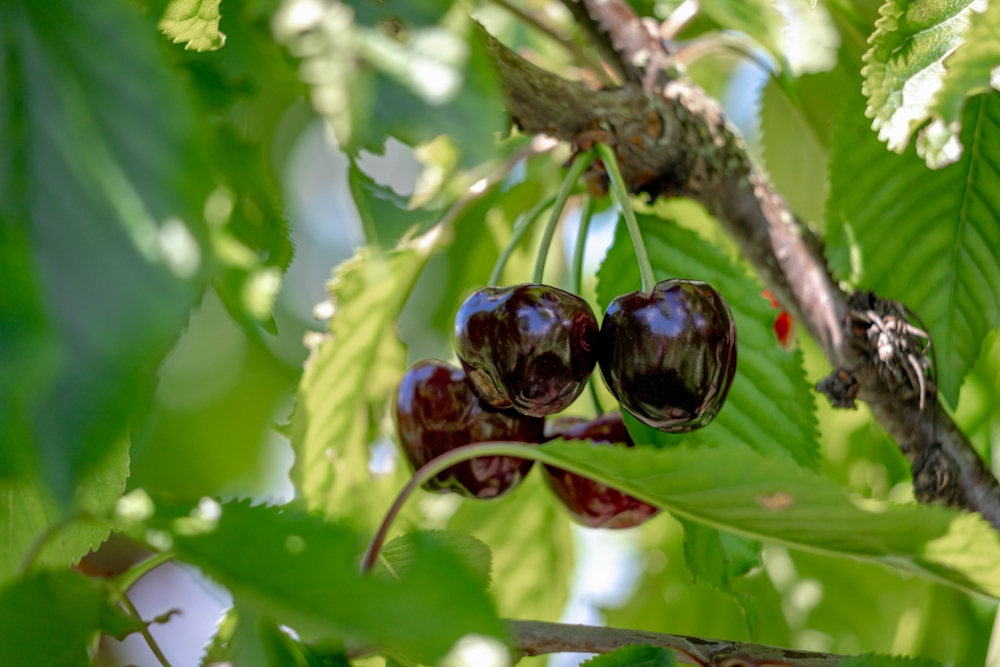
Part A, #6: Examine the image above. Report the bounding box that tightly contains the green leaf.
[0,437,130,586]
[760,77,829,226]
[924,0,1000,166]
[836,655,942,667]
[826,89,1000,405]
[289,232,440,523]
[447,472,574,622]
[210,602,351,667]
[581,645,677,667]
[680,520,761,633]
[164,500,504,664]
[699,0,785,61]
[343,0,453,28]
[159,0,225,52]
[0,570,142,667]
[596,213,820,469]
[0,0,207,499]
[522,438,1000,600]
[862,0,979,157]
[349,161,433,248]
[375,531,492,587]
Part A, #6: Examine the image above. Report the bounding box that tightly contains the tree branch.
[508,620,841,666]
[480,0,1000,529]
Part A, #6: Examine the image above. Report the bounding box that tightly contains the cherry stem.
[361,441,553,573]
[569,195,593,295]
[532,149,595,284]
[489,192,558,286]
[596,143,656,294]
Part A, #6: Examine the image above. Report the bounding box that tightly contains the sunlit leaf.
[826,89,1000,405]
[924,0,1000,166]
[0,570,141,667]
[862,0,978,156]
[699,0,785,62]
[596,214,820,469]
[159,0,225,52]
[680,519,761,630]
[837,654,942,667]
[289,232,441,523]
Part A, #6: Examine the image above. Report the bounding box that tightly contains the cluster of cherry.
[394,278,737,529]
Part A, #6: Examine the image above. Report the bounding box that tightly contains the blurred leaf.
[0,437,129,586]
[344,0,453,28]
[129,298,298,500]
[826,89,1000,405]
[0,0,208,499]
[163,500,503,664]
[596,214,820,469]
[581,645,677,667]
[699,0,785,61]
[760,77,828,225]
[526,438,1000,600]
[289,233,440,522]
[202,606,239,667]
[375,531,492,587]
[349,161,434,248]
[0,570,142,667]
[159,0,225,52]
[925,0,1000,166]
[680,520,761,631]
[837,655,941,667]
[448,472,574,622]
[862,0,978,157]
[607,514,790,647]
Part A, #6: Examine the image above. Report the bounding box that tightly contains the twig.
[507,620,841,666]
[120,593,175,667]
[659,0,700,40]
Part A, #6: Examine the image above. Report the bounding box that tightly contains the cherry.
[543,413,659,529]
[599,279,737,432]
[394,360,545,499]
[454,284,600,417]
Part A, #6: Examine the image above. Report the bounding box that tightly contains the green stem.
[120,593,175,667]
[588,377,604,416]
[114,550,176,596]
[569,195,593,295]
[489,192,558,286]
[596,143,656,294]
[532,150,594,284]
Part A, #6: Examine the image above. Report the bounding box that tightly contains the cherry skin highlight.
[394,360,545,499]
[543,413,659,529]
[599,279,737,432]
[454,284,600,417]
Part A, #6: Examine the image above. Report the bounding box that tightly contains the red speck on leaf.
[774,310,794,349]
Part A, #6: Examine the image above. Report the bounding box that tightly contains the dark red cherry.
[599,279,737,432]
[543,413,659,529]
[394,360,545,499]
[454,284,600,417]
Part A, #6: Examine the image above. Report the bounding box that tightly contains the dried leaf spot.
[756,491,795,511]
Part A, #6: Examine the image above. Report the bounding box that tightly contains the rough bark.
[480,0,1000,529]
[508,620,841,666]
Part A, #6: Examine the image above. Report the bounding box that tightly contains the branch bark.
[508,620,841,666]
[479,0,1000,529]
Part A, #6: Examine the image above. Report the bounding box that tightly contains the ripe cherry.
[454,284,600,417]
[599,279,737,432]
[543,413,659,529]
[394,360,544,499]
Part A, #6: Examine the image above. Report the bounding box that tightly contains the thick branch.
[480,2,1000,529]
[508,620,841,666]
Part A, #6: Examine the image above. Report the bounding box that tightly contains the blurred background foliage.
[2,0,1000,665]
